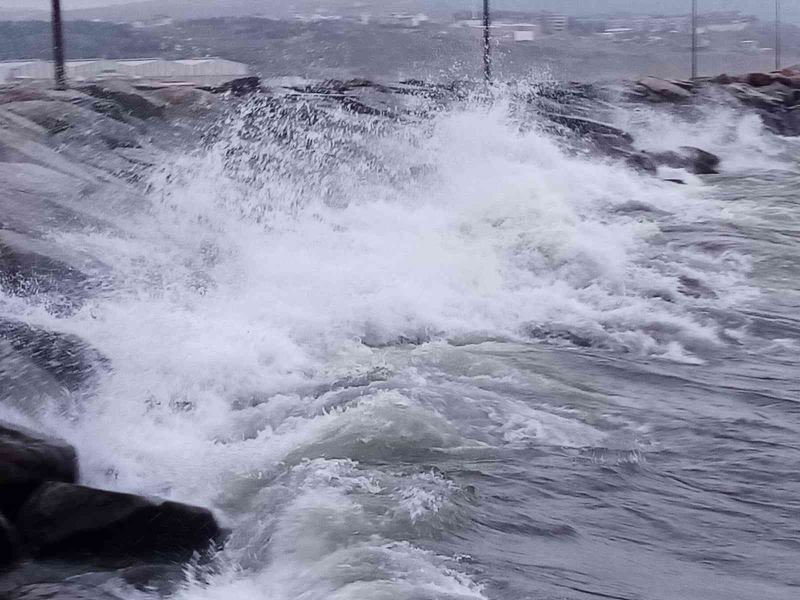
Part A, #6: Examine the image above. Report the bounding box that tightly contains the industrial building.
[0,58,250,87]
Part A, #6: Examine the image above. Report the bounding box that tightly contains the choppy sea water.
[1,87,799,599]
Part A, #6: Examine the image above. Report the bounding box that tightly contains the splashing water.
[2,84,798,600]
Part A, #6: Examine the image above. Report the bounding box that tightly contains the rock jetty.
[2,69,799,597]
[633,67,800,136]
[0,423,222,567]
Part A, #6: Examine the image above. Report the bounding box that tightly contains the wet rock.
[17,483,222,560]
[623,151,658,174]
[0,423,78,518]
[79,82,166,120]
[711,73,735,85]
[0,318,106,396]
[543,113,633,144]
[1,512,20,566]
[725,83,784,110]
[2,101,140,150]
[651,146,720,175]
[144,86,216,110]
[637,77,693,102]
[745,72,775,88]
[207,76,262,96]
[773,73,800,89]
[0,229,100,303]
[0,128,97,183]
[4,583,126,600]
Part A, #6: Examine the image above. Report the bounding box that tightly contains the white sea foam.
[0,89,761,598]
[611,100,796,173]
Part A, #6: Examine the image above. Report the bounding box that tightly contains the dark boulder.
[1,512,20,566]
[711,73,735,85]
[4,583,126,599]
[0,423,78,518]
[543,113,634,144]
[78,82,166,120]
[0,318,106,394]
[624,151,658,174]
[207,76,262,96]
[636,77,693,102]
[2,100,140,150]
[651,146,720,175]
[17,483,222,561]
[745,72,775,88]
[0,229,96,304]
[725,83,783,110]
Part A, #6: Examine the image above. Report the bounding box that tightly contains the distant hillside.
[60,1,462,22]
[0,9,48,21]
[0,20,165,60]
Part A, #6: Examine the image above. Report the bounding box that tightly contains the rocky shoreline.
[1,68,799,597]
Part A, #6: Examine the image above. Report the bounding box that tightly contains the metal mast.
[51,0,67,89]
[776,0,782,71]
[483,0,492,83]
[691,0,698,79]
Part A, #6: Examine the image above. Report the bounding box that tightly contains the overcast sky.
[0,1,792,22]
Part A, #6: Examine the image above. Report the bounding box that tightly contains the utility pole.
[776,0,782,71]
[483,0,492,83]
[51,0,67,90]
[691,0,698,80]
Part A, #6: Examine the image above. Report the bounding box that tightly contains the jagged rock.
[1,512,20,566]
[144,86,216,110]
[17,483,222,560]
[2,101,140,150]
[0,107,48,140]
[0,318,106,399]
[711,73,735,85]
[0,228,102,302]
[637,77,693,101]
[79,82,166,120]
[724,83,783,110]
[745,72,774,88]
[207,76,262,96]
[4,583,126,600]
[543,113,633,143]
[651,146,720,175]
[0,128,97,183]
[624,151,658,174]
[0,423,78,518]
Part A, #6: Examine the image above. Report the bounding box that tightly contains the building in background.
[0,57,249,87]
[542,13,568,34]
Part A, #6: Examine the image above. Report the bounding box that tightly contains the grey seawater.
[435,169,800,600]
[1,88,799,600]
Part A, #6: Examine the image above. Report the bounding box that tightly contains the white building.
[0,58,250,87]
[543,14,568,34]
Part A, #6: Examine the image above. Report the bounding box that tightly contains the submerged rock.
[17,483,222,560]
[0,423,78,518]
